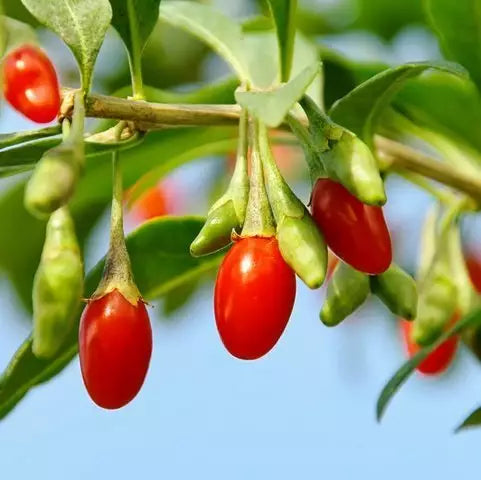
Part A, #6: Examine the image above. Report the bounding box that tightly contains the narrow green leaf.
[112,76,239,105]
[267,0,297,82]
[0,216,224,420]
[109,0,161,97]
[0,165,33,178]
[21,0,112,90]
[0,126,61,150]
[158,1,250,83]
[329,62,467,146]
[455,406,481,432]
[110,0,161,57]
[0,130,142,168]
[425,0,481,92]
[122,127,238,206]
[376,308,481,422]
[0,15,37,57]
[235,63,319,127]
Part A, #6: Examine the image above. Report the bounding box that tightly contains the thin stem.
[61,88,481,203]
[396,170,459,206]
[375,136,481,204]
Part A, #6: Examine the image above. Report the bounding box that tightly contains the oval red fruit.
[466,253,481,293]
[2,45,60,123]
[400,317,459,375]
[79,289,152,409]
[214,237,296,360]
[311,178,392,274]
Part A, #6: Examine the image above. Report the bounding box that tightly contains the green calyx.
[241,118,276,238]
[276,213,327,289]
[321,262,370,327]
[370,264,418,320]
[190,198,240,256]
[190,111,249,256]
[24,143,82,218]
[299,95,386,206]
[32,207,84,359]
[258,122,327,288]
[411,205,467,346]
[93,151,141,306]
[319,130,386,206]
[412,266,457,345]
[25,92,85,219]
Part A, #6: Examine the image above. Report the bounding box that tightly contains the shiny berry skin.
[2,45,60,123]
[214,237,296,360]
[79,289,152,409]
[400,316,459,375]
[311,178,392,275]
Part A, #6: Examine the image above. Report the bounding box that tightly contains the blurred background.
[2,0,481,478]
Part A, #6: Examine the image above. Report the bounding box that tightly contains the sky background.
[2,1,481,478]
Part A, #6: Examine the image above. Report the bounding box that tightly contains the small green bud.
[190,199,240,257]
[32,207,84,358]
[412,265,457,346]
[321,262,370,327]
[320,130,386,206]
[25,145,82,218]
[277,210,327,289]
[370,264,418,319]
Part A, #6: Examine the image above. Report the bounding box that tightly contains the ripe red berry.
[311,178,392,274]
[79,289,152,409]
[400,316,459,375]
[466,253,481,293]
[214,237,296,360]
[2,45,60,123]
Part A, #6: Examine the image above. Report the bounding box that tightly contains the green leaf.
[112,76,239,105]
[393,72,481,156]
[329,62,467,146]
[121,127,237,206]
[0,166,33,178]
[109,0,161,97]
[158,1,250,84]
[376,308,481,422]
[235,63,319,127]
[0,126,61,150]
[0,216,224,420]
[266,0,297,82]
[455,406,481,432]
[109,0,161,57]
[21,0,112,90]
[162,279,199,316]
[425,0,481,92]
[0,130,142,168]
[0,15,37,57]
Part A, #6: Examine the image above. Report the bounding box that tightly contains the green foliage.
[425,0,481,92]
[0,15,37,56]
[158,1,250,83]
[235,63,319,127]
[266,0,297,82]
[21,0,112,90]
[109,0,161,59]
[109,0,161,96]
[0,216,224,419]
[329,62,467,146]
